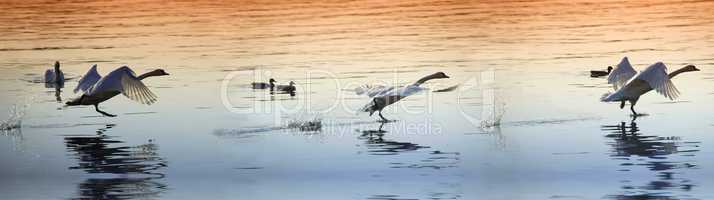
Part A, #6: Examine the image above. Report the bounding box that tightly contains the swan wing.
[44,69,54,82]
[607,57,637,90]
[359,84,427,115]
[356,84,396,97]
[119,69,158,105]
[357,84,426,98]
[74,64,102,93]
[384,84,425,97]
[635,62,680,100]
[57,70,64,82]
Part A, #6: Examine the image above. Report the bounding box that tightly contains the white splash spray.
[1,104,28,131]
[480,99,506,129]
[286,116,323,132]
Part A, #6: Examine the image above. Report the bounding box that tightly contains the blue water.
[1,0,714,199]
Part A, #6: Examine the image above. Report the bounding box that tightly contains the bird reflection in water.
[358,122,460,169]
[45,82,63,102]
[602,120,699,199]
[359,122,463,200]
[64,124,168,199]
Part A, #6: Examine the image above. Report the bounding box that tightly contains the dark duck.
[590,66,613,77]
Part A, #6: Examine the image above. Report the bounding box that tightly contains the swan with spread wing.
[357,72,449,121]
[66,65,169,117]
[601,57,699,116]
[44,61,64,84]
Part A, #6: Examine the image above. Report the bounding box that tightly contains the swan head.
[683,64,700,72]
[154,69,170,76]
[289,81,295,86]
[137,69,169,80]
[54,61,60,70]
[269,78,276,83]
[415,72,450,85]
[432,72,450,79]
[607,66,613,72]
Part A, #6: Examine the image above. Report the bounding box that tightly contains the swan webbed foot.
[376,118,396,123]
[629,113,648,121]
[96,110,117,117]
[630,113,648,117]
[629,103,638,116]
[94,104,117,117]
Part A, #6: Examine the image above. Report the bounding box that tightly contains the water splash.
[480,98,506,130]
[1,104,28,131]
[213,116,323,137]
[286,117,322,132]
[1,104,29,152]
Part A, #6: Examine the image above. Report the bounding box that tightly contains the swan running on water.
[358,72,449,122]
[66,65,169,117]
[44,61,64,84]
[601,57,699,116]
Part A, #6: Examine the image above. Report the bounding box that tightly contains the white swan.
[66,65,169,117]
[44,61,64,84]
[601,57,699,116]
[358,72,449,121]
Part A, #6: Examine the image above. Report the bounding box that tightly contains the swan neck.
[414,74,439,85]
[668,66,695,79]
[138,71,161,80]
[54,63,61,79]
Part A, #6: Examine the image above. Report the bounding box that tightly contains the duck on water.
[252,78,276,90]
[591,66,613,77]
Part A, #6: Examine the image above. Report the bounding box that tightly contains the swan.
[66,65,169,117]
[276,81,296,93]
[601,57,699,116]
[44,61,64,84]
[358,72,450,122]
[252,78,276,90]
[590,66,613,77]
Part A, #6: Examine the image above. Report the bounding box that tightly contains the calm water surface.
[1,0,714,199]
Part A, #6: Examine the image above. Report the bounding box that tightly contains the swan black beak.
[688,65,700,71]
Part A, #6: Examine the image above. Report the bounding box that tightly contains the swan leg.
[629,100,637,116]
[619,101,625,109]
[55,87,62,102]
[378,111,388,122]
[94,104,116,117]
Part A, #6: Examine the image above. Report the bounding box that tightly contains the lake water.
[1,0,714,199]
